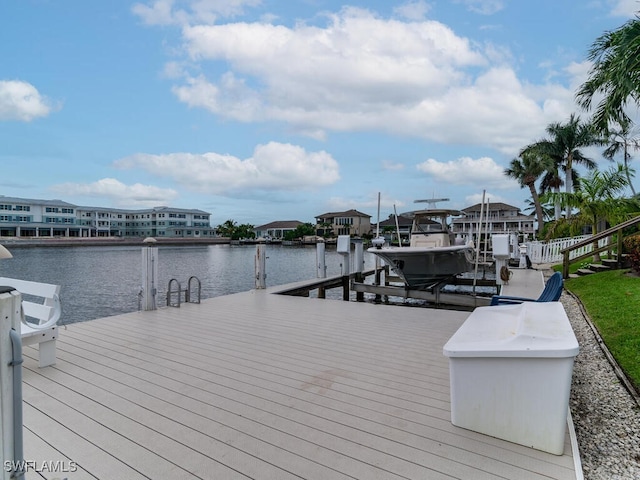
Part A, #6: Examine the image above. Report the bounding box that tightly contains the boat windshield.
[414,216,447,233]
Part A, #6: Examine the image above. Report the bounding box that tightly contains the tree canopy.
[576,16,640,133]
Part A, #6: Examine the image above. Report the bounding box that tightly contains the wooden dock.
[20,272,578,479]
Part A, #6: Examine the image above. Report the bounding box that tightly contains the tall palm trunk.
[624,149,636,195]
[528,183,544,237]
[565,153,574,219]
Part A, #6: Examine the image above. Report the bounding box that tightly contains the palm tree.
[528,114,604,218]
[523,198,554,223]
[603,122,640,195]
[576,16,640,133]
[551,163,631,261]
[504,151,550,236]
[216,219,237,238]
[538,153,564,221]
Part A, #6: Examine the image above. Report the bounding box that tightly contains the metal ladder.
[166,276,201,307]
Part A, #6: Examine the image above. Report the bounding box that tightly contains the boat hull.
[368,245,474,289]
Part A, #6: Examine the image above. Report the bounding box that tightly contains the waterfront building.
[450,202,535,239]
[0,195,216,239]
[373,214,413,244]
[315,209,372,237]
[253,220,304,240]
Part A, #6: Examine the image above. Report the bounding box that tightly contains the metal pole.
[483,197,490,262]
[393,205,401,246]
[374,193,382,297]
[473,190,486,296]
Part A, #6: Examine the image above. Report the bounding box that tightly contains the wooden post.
[316,241,326,278]
[353,239,364,302]
[255,244,266,289]
[617,233,623,269]
[342,275,349,301]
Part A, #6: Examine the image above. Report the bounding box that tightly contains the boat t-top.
[368,198,475,289]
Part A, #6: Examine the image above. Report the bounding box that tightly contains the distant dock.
[0,236,231,248]
[20,269,580,479]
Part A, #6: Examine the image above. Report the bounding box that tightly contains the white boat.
[368,207,475,289]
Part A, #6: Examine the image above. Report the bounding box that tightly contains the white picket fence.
[525,235,610,264]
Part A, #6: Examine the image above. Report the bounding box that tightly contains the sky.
[2,0,640,227]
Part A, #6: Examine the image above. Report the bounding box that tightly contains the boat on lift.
[368,198,475,289]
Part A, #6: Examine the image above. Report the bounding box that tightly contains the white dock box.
[443,302,579,455]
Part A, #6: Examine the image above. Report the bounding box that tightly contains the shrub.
[623,234,640,273]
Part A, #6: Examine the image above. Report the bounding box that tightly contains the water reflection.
[0,244,375,324]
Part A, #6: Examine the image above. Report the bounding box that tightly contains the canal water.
[0,244,377,324]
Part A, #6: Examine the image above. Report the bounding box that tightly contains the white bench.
[0,277,61,367]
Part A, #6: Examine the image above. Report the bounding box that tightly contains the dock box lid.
[443,302,579,358]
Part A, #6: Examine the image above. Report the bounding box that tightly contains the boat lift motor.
[492,234,511,286]
[337,235,351,276]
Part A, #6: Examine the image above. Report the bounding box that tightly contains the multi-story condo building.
[450,202,535,238]
[0,196,216,238]
[315,209,372,237]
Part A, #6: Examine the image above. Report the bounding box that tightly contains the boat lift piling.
[0,286,24,480]
[255,244,267,289]
[352,238,365,302]
[337,235,351,301]
[140,237,158,311]
[316,241,327,279]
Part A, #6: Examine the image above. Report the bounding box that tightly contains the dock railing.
[558,215,640,278]
[527,235,597,264]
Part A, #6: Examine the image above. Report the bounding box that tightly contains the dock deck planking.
[20,286,577,479]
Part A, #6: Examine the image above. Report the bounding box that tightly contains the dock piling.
[141,238,158,311]
[255,244,267,289]
[0,287,24,480]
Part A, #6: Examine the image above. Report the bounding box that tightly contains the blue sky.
[2,0,639,227]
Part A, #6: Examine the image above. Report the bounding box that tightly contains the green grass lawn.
[563,268,640,391]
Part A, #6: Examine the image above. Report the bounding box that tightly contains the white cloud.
[114,141,340,195]
[0,80,55,122]
[51,178,178,207]
[453,0,506,15]
[609,0,640,17]
[464,191,511,206]
[416,156,514,188]
[382,160,405,171]
[393,1,431,20]
[166,7,575,153]
[132,0,262,26]
[326,193,406,214]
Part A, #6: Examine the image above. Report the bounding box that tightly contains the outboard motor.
[371,237,385,249]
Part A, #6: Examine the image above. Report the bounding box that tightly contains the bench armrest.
[21,293,61,330]
[490,295,536,306]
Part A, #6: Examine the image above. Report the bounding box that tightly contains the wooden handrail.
[561,215,640,278]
